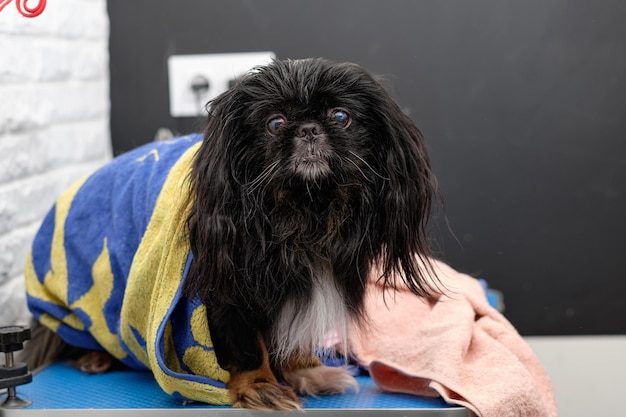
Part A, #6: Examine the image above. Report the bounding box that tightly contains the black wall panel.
[108,0,626,335]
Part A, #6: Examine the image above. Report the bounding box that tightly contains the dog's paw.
[283,365,359,396]
[228,368,301,411]
[72,351,116,374]
[231,380,301,411]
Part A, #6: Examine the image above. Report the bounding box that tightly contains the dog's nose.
[296,123,323,138]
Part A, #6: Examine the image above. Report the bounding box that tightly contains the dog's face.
[266,107,343,182]
[242,60,379,188]
[203,59,419,199]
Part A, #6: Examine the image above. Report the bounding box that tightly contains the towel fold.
[348,260,558,417]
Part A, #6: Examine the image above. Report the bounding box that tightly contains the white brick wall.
[0,0,112,325]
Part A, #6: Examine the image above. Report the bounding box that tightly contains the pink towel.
[348,259,558,417]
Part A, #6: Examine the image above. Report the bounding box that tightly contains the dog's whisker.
[348,151,390,181]
[241,162,282,224]
[345,155,371,182]
[245,161,281,194]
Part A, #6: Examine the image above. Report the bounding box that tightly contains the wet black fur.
[184,58,439,372]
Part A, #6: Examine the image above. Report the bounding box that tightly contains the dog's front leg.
[206,304,300,410]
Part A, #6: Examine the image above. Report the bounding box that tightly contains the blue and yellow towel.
[24,134,231,404]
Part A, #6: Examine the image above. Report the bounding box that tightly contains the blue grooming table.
[1,361,473,416]
[1,282,501,415]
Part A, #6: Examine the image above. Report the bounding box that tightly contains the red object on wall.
[0,0,46,18]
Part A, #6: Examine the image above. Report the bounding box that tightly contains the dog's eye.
[329,108,351,128]
[267,115,287,135]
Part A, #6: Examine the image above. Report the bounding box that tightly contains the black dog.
[184,58,439,408]
[23,58,439,410]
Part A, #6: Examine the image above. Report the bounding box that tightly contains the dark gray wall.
[108,0,626,335]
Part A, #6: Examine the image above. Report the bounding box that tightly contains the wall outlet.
[167,51,276,118]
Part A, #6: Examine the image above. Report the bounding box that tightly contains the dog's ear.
[185,88,243,303]
[375,95,441,298]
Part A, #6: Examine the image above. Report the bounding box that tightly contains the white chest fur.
[270,263,349,363]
